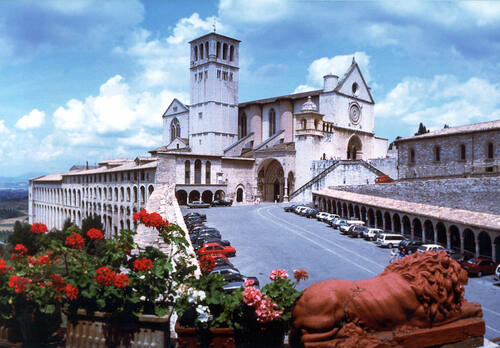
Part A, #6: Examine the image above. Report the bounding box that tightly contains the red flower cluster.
[113,273,130,288]
[87,228,104,240]
[30,223,49,235]
[133,210,169,229]
[65,232,85,250]
[198,255,216,273]
[95,267,116,286]
[269,269,288,281]
[242,286,263,307]
[48,273,66,291]
[293,269,309,283]
[14,244,28,255]
[29,253,51,266]
[8,275,32,293]
[242,282,281,323]
[64,284,78,300]
[133,258,153,272]
[0,259,8,274]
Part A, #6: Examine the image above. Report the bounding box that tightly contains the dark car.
[192,238,230,251]
[398,240,423,254]
[191,228,221,239]
[211,253,235,268]
[211,199,233,207]
[349,225,368,238]
[187,201,210,209]
[461,258,498,277]
[304,209,319,219]
[210,266,259,287]
[284,204,299,212]
[183,212,206,221]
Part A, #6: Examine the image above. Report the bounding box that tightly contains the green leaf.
[40,304,55,314]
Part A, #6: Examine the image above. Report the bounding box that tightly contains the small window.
[222,72,228,80]
[459,144,466,161]
[217,70,221,79]
[409,148,415,163]
[434,146,441,162]
[173,106,178,112]
[301,119,307,129]
[216,41,221,58]
[204,71,208,79]
[194,73,197,82]
[223,43,228,60]
[198,112,202,119]
[487,142,494,159]
[198,72,203,81]
[229,45,234,61]
[229,73,233,81]
[352,82,359,95]
[199,44,204,59]
[194,46,198,60]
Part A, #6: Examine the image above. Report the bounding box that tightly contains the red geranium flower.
[49,273,66,291]
[0,259,8,274]
[133,209,169,229]
[65,232,85,250]
[133,258,153,272]
[269,269,288,281]
[8,275,31,293]
[95,266,116,286]
[293,269,309,283]
[13,244,28,255]
[198,255,216,273]
[114,273,129,288]
[87,228,104,240]
[30,223,49,235]
[64,284,78,300]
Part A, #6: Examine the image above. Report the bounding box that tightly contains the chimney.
[323,74,338,92]
[86,161,88,170]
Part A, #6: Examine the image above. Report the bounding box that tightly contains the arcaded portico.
[313,189,500,262]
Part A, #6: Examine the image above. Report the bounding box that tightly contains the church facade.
[29,32,388,235]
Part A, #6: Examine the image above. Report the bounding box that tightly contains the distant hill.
[0,172,47,189]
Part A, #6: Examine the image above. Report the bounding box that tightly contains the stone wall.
[330,177,500,215]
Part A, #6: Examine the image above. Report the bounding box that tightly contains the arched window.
[216,42,221,58]
[205,161,211,184]
[239,113,247,138]
[205,42,209,58]
[269,109,276,136]
[434,146,441,162]
[314,119,318,130]
[184,161,190,184]
[229,45,234,61]
[194,160,202,184]
[301,119,307,130]
[199,44,204,59]
[409,148,415,163]
[460,144,466,161]
[194,46,198,60]
[223,43,228,60]
[487,142,494,159]
[170,118,180,142]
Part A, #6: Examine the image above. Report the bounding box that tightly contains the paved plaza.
[183,203,500,340]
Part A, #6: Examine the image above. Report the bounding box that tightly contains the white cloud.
[293,85,315,94]
[219,0,290,24]
[15,109,45,130]
[375,75,500,130]
[0,120,9,133]
[118,129,162,148]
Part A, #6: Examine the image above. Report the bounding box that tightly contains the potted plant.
[175,256,308,348]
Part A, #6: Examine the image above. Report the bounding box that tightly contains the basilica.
[29,32,389,235]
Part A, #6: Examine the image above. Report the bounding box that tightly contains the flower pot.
[174,320,286,348]
[65,309,172,348]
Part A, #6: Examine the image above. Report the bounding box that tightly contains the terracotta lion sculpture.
[290,252,483,347]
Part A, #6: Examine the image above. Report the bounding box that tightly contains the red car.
[197,242,236,258]
[461,258,498,277]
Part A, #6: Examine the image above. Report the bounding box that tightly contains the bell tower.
[188,33,240,154]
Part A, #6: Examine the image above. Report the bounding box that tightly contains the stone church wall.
[330,177,500,215]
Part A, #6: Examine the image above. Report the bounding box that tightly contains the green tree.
[62,218,74,233]
[8,221,39,254]
[81,214,104,235]
[414,122,430,136]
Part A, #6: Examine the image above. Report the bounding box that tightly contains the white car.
[364,228,384,241]
[376,233,406,248]
[417,244,445,253]
[324,213,340,224]
[494,264,500,281]
[316,212,329,221]
[294,206,308,215]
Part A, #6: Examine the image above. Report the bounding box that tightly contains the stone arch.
[140,186,146,204]
[229,45,234,61]
[478,231,492,258]
[392,214,401,233]
[223,43,228,60]
[176,190,187,205]
[376,210,383,229]
[337,202,342,217]
[360,206,367,223]
[402,216,411,237]
[384,212,392,231]
[495,236,500,262]
[133,186,138,203]
[189,190,200,203]
[354,206,360,219]
[347,135,362,160]
[348,204,354,218]
[327,200,331,213]
[114,187,119,202]
[236,186,244,203]
[120,187,125,202]
[201,190,213,203]
[194,159,202,184]
[257,158,285,202]
[424,220,434,243]
[463,228,475,255]
[148,185,154,199]
[436,222,447,246]
[368,208,375,227]
[413,219,423,241]
[214,190,225,200]
[126,187,131,202]
[287,171,295,197]
[170,117,180,142]
[449,225,460,251]
[342,203,348,218]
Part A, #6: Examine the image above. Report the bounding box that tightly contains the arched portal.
[189,190,200,203]
[376,210,383,229]
[384,212,392,231]
[257,159,285,202]
[201,190,213,203]
[348,204,354,218]
[449,225,460,251]
[214,190,225,200]
[236,187,244,202]
[495,236,500,262]
[347,135,363,160]
[424,220,434,243]
[478,231,491,258]
[368,209,375,227]
[354,206,360,219]
[176,190,187,205]
[287,172,295,197]
[413,219,423,241]
[393,214,401,233]
[402,216,411,237]
[463,229,475,255]
[436,222,447,246]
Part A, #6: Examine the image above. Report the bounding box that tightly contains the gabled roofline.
[162,98,189,118]
[334,61,374,104]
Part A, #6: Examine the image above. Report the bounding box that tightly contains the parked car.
[304,208,319,218]
[363,228,384,241]
[192,238,231,251]
[211,199,233,207]
[284,204,299,212]
[349,225,368,238]
[188,200,210,209]
[339,220,364,234]
[295,206,309,215]
[210,266,260,286]
[461,258,498,277]
[376,233,407,248]
[451,252,474,264]
[211,253,235,268]
[222,280,260,292]
[324,214,340,225]
[316,212,329,221]
[197,242,236,257]
[331,218,347,229]
[494,264,500,281]
[184,212,206,221]
[416,244,445,253]
[191,229,222,240]
[398,240,423,254]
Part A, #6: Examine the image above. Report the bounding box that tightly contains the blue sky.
[0,0,499,177]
